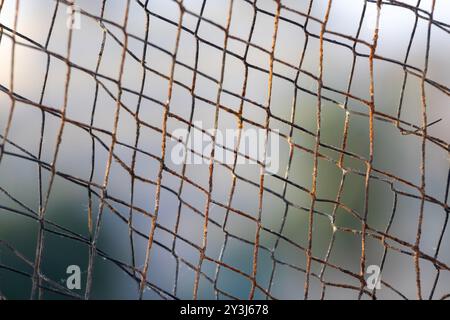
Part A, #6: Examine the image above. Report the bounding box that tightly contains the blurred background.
[0,0,449,299]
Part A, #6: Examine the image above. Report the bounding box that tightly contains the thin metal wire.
[0,0,449,300]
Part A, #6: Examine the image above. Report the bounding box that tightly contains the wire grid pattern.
[0,0,449,300]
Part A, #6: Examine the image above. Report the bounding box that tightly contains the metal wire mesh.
[0,0,449,300]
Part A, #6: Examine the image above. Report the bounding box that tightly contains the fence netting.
[0,0,449,300]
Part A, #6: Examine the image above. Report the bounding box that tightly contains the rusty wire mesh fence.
[0,0,449,300]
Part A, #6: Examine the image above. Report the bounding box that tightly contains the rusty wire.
[0,0,449,300]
